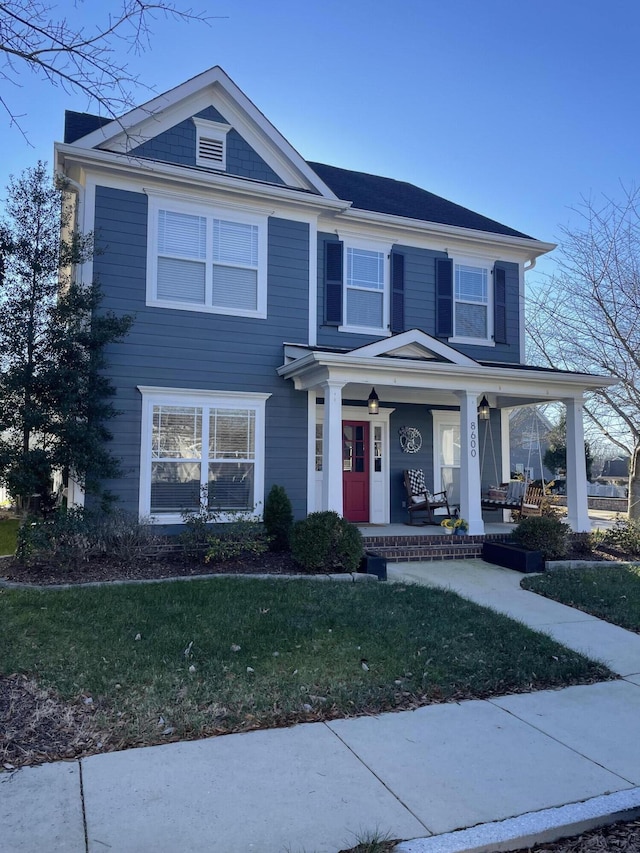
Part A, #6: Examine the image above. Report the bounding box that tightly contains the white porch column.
[564,397,591,532]
[321,380,345,515]
[500,407,512,522]
[456,391,485,535]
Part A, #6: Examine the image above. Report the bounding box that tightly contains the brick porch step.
[361,532,512,563]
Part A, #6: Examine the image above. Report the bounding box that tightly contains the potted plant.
[441,517,469,535]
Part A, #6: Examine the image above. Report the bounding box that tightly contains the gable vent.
[199,136,224,165]
[193,116,231,171]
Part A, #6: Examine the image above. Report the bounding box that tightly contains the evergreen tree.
[0,162,132,510]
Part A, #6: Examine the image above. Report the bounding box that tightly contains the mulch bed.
[0,549,304,586]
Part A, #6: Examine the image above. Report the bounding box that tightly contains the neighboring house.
[600,456,630,480]
[509,406,555,483]
[54,67,616,535]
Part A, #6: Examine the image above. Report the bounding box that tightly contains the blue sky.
[1,0,638,286]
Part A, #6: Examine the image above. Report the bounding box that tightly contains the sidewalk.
[3,560,640,853]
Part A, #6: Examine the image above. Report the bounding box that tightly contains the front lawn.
[0,577,612,764]
[0,517,18,555]
[522,563,640,633]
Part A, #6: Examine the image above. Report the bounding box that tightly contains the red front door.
[342,421,369,522]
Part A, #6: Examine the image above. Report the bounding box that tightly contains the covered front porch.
[278,331,617,536]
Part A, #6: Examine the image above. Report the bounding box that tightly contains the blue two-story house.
[55,67,613,535]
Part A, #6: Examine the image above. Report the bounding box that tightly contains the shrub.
[17,507,98,568]
[290,511,363,573]
[263,484,293,551]
[98,510,163,563]
[512,515,569,561]
[602,517,640,557]
[205,519,269,564]
[16,508,162,569]
[179,500,217,559]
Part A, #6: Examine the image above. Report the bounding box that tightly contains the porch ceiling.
[277,349,617,408]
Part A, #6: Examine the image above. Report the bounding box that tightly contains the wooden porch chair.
[520,485,544,518]
[403,469,451,526]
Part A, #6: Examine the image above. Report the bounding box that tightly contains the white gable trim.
[70,66,338,199]
[348,329,479,366]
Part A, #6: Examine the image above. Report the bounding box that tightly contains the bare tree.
[527,187,640,519]
[0,1,213,138]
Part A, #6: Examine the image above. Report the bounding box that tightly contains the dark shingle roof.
[308,161,533,240]
[62,111,533,240]
[64,111,112,143]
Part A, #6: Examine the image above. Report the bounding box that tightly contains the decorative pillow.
[488,488,507,499]
[506,480,525,502]
[411,490,433,504]
[407,469,426,495]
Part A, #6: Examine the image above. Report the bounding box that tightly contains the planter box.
[359,552,387,581]
[482,541,543,574]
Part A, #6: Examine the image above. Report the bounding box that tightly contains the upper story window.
[193,117,231,171]
[448,259,493,345]
[345,247,385,330]
[454,263,489,339]
[147,194,267,318]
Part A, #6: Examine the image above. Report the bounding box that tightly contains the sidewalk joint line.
[321,721,433,835]
[79,759,89,853]
[485,693,637,787]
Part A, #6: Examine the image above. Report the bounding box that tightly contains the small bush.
[290,511,363,573]
[16,508,162,569]
[512,515,569,561]
[602,517,640,557]
[98,510,163,562]
[179,501,217,559]
[263,484,293,551]
[205,519,269,563]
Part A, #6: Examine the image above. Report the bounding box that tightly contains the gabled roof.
[308,162,532,239]
[61,66,337,198]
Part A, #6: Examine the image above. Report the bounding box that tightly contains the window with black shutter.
[390,251,405,333]
[324,240,343,325]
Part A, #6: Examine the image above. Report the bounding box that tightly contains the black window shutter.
[435,257,453,337]
[390,251,405,333]
[493,264,507,344]
[324,240,343,325]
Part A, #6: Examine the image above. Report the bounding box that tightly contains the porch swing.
[479,405,545,517]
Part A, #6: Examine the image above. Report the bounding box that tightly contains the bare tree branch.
[0,2,218,136]
[526,186,640,517]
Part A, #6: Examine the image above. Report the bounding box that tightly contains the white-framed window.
[146,194,268,318]
[193,117,231,171]
[138,387,270,523]
[451,260,492,344]
[339,239,390,335]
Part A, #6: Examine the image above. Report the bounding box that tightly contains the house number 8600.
[470,421,477,457]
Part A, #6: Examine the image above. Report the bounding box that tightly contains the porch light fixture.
[367,387,380,415]
[478,395,490,421]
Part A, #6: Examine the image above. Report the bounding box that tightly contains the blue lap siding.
[316,235,521,363]
[129,106,284,184]
[92,185,309,517]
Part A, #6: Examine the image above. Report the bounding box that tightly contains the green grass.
[0,517,18,555]
[522,564,640,633]
[0,578,611,749]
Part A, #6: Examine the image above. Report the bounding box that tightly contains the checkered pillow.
[407,469,426,496]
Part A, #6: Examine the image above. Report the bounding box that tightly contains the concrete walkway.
[3,560,640,853]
